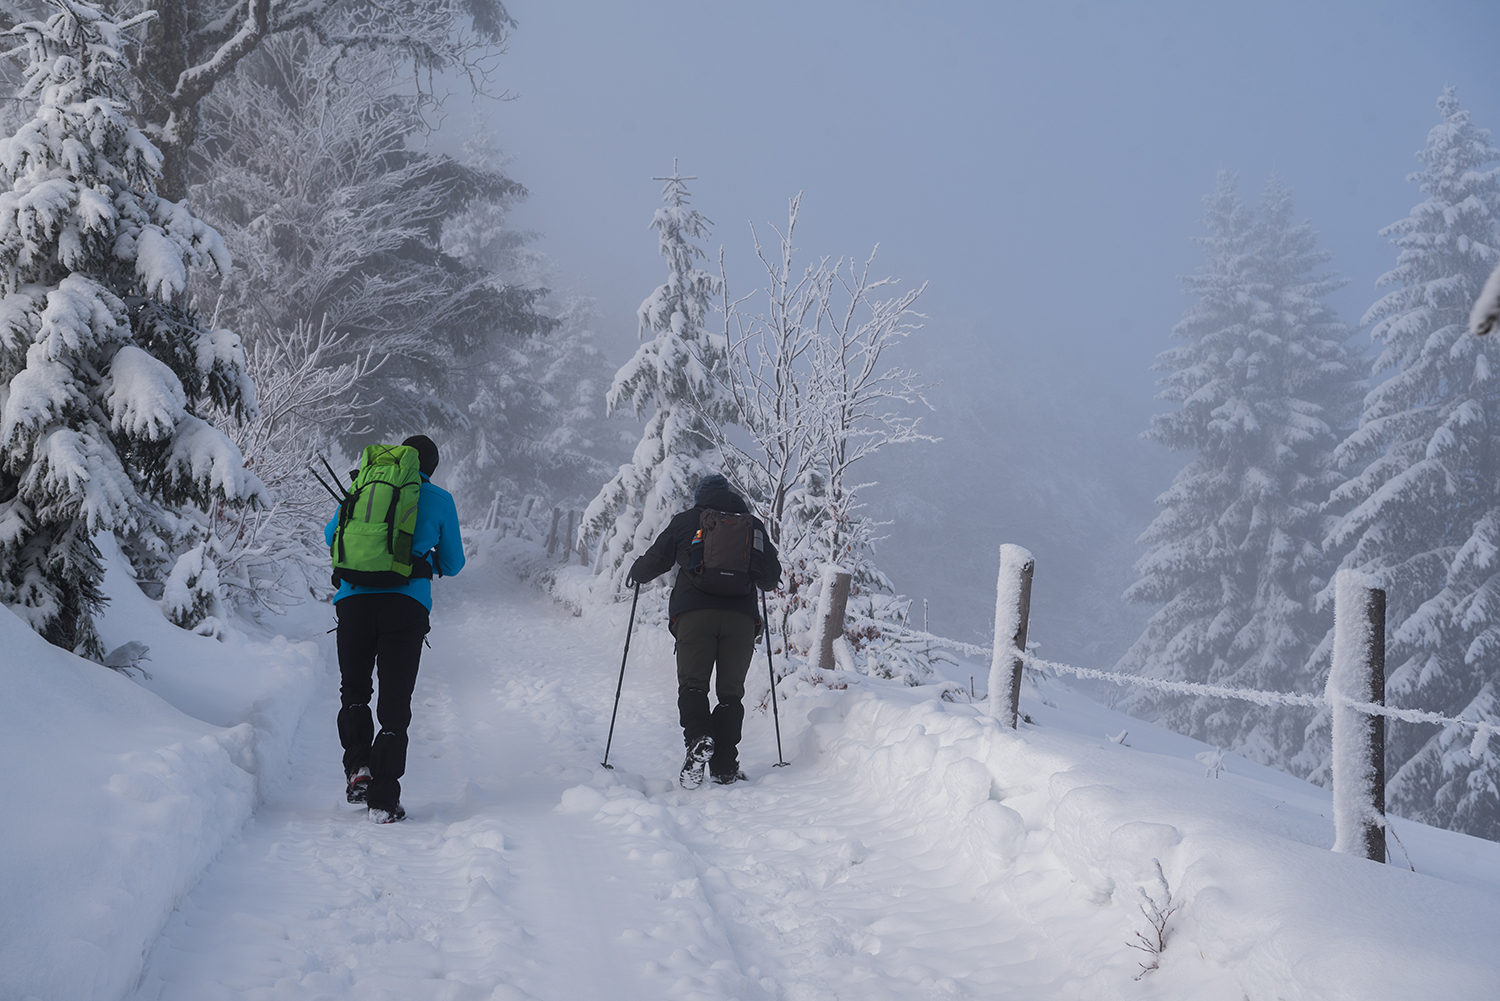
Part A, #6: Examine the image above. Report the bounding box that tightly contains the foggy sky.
[466,0,1500,663]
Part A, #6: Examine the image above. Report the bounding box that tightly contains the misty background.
[454,0,1500,666]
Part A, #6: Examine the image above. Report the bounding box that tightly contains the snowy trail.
[129,557,703,1000]
[127,549,1500,1000]
[128,552,1089,1000]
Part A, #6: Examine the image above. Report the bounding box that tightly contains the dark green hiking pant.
[675,608,757,773]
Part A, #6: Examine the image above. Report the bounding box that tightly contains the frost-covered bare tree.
[689,195,933,681]
[809,250,932,570]
[105,0,514,201]
[191,33,551,437]
[708,195,825,553]
[206,319,380,611]
[703,195,931,569]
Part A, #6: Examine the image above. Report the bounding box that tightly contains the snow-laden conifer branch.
[1472,263,1500,336]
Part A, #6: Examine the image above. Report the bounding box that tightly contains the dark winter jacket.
[628,477,782,631]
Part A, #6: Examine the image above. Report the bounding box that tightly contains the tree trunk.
[140,0,195,202]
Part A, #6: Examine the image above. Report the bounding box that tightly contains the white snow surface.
[0,538,319,1001]
[8,538,1500,1000]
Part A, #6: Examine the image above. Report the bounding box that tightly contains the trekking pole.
[762,589,789,767]
[601,579,641,770]
[310,465,343,503]
[319,456,350,491]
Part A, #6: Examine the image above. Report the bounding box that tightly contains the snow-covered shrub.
[162,542,220,633]
[198,318,379,613]
[0,1,261,656]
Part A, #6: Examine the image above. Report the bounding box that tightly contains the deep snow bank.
[562,661,1500,999]
[811,687,1500,998]
[0,542,320,1001]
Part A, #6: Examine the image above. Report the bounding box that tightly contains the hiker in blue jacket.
[325,435,465,823]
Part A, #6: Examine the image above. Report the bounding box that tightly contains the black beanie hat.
[694,473,731,505]
[402,434,439,476]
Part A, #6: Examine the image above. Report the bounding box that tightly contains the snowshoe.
[368,803,406,824]
[679,735,714,789]
[711,769,748,786]
[345,766,372,804]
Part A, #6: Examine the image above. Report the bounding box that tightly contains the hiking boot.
[679,735,714,789]
[711,769,748,786]
[345,766,372,804]
[368,802,406,824]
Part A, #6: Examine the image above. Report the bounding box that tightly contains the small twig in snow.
[1126,859,1178,980]
[1385,818,1416,872]
[1195,746,1226,778]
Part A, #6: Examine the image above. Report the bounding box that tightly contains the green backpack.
[329,444,429,588]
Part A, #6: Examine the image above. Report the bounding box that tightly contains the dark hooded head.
[402,434,440,477]
[693,473,747,513]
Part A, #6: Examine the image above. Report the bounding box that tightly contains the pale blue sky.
[467,0,1500,656]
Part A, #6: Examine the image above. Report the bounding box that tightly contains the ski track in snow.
[128,553,1102,1001]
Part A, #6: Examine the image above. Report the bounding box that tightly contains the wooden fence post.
[989,544,1035,728]
[1330,569,1386,863]
[545,506,562,557]
[816,567,854,672]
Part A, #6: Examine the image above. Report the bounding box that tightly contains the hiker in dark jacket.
[324,434,465,823]
[628,474,782,788]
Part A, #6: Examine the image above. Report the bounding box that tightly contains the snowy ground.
[10,539,1500,1000]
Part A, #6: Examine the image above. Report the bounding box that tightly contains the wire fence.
[887,626,1493,737]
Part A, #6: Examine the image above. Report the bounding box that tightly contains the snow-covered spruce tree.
[1118,173,1363,767]
[0,0,260,655]
[1321,88,1500,837]
[581,163,733,592]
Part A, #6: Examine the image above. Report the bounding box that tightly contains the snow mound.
[0,539,320,1001]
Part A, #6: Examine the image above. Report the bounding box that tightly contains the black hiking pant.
[335,592,430,811]
[675,608,757,775]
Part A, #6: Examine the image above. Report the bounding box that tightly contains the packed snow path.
[128,555,1068,1000]
[129,549,1500,1000]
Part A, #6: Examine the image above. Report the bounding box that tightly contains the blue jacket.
[325,473,466,611]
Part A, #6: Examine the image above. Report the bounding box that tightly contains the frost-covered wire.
[893,626,1493,734]
[1025,651,1491,731]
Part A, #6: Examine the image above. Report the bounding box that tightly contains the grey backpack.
[686,509,765,596]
